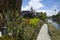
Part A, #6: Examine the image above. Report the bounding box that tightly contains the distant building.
[21,11,30,17]
[21,11,36,18]
[21,7,37,18]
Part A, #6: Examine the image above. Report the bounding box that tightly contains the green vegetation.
[29,18,40,27]
[0,0,47,40]
[0,17,44,40]
[16,18,44,40]
[37,12,47,20]
[0,35,16,40]
[48,23,60,40]
[52,11,60,23]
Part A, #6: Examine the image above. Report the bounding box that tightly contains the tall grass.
[48,23,60,40]
[0,18,44,40]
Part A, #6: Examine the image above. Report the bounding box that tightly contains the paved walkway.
[37,24,51,40]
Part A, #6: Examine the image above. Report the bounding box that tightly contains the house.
[20,7,37,18]
[21,11,36,18]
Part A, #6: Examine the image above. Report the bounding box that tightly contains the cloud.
[21,5,31,11]
[46,10,59,16]
[36,5,59,16]
[46,5,59,16]
[28,0,44,9]
[21,0,59,16]
[36,9,59,16]
[21,0,44,11]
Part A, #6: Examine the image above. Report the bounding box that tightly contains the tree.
[37,12,47,20]
[0,0,22,39]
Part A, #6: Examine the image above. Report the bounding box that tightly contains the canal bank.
[48,18,60,29]
[47,23,60,40]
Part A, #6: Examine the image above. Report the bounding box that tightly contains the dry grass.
[48,23,60,40]
[0,35,16,40]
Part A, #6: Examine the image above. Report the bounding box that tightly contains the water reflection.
[48,18,60,29]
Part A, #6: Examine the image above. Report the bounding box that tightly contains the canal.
[48,18,60,29]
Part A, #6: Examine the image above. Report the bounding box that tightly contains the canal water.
[48,18,60,29]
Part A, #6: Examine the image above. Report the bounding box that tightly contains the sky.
[21,0,60,16]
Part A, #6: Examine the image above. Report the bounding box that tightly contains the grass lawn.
[48,23,60,40]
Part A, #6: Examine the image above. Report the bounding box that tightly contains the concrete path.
[37,24,51,40]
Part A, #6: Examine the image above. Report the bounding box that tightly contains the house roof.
[21,11,31,13]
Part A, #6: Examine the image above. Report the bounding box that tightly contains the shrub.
[29,18,40,27]
[0,35,16,40]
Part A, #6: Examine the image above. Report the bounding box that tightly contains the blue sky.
[21,0,60,16]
